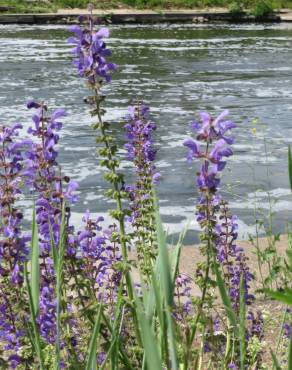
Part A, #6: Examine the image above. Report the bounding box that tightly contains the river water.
[1,22,292,243]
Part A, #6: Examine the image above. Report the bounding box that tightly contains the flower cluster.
[0,123,30,283]
[216,200,254,311]
[68,20,116,85]
[184,111,253,309]
[184,111,261,366]
[173,273,193,321]
[25,101,78,253]
[76,211,122,308]
[25,101,78,344]
[0,123,31,367]
[124,102,160,277]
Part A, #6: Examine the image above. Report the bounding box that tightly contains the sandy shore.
[179,234,289,292]
[131,234,289,294]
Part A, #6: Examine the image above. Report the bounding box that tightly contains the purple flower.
[68,19,116,84]
[24,101,79,345]
[75,212,122,307]
[183,110,258,366]
[123,102,159,275]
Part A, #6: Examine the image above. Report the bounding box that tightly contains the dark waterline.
[1,23,292,244]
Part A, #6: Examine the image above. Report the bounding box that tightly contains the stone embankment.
[0,8,292,24]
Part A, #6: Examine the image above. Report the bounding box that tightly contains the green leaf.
[55,202,67,370]
[155,205,173,306]
[265,289,292,306]
[85,305,103,370]
[214,262,239,336]
[106,285,125,369]
[31,207,40,316]
[24,262,44,370]
[49,221,58,272]
[135,293,162,370]
[166,310,178,370]
[101,312,134,370]
[239,275,246,370]
[169,228,186,284]
[286,250,292,272]
[270,349,282,370]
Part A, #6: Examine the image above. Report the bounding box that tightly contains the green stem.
[94,97,142,347]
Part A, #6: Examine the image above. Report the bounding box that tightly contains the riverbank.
[1,0,292,13]
[1,8,292,23]
[130,234,290,296]
[129,234,291,365]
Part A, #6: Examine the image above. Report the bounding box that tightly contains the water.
[1,22,292,244]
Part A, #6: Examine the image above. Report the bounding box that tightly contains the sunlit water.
[1,23,292,244]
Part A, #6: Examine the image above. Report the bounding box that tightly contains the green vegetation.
[0,0,291,14]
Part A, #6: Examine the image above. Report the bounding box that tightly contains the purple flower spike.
[183,110,258,366]
[23,101,79,346]
[124,101,159,275]
[68,20,116,85]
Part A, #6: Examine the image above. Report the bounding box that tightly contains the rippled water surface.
[1,23,292,243]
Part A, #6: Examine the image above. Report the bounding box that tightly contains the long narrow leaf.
[214,262,239,336]
[31,207,40,316]
[169,229,185,284]
[85,305,103,370]
[166,310,178,370]
[270,349,282,370]
[24,262,44,370]
[100,299,125,370]
[155,206,173,306]
[55,202,67,369]
[239,275,246,370]
[265,289,292,306]
[145,228,185,320]
[48,221,58,272]
[135,293,162,370]
[101,311,134,370]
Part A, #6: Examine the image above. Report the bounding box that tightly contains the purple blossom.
[124,102,160,275]
[24,101,78,345]
[184,110,259,366]
[68,20,117,84]
[0,122,31,366]
[173,273,193,320]
[75,211,122,307]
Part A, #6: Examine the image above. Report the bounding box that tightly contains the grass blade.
[169,229,186,284]
[155,206,173,306]
[135,292,162,370]
[214,262,239,336]
[55,202,67,370]
[101,311,134,370]
[270,349,282,370]
[265,289,292,306]
[239,275,246,370]
[31,206,40,316]
[49,221,58,272]
[85,305,103,370]
[166,310,178,370]
[24,262,44,370]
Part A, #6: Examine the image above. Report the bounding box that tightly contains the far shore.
[1,8,292,24]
